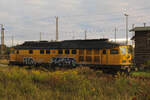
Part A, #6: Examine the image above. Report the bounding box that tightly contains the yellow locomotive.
[9,39,132,71]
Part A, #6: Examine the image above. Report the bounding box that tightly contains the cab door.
[10,48,17,62]
[101,49,108,65]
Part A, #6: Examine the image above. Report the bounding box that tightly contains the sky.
[0,0,150,46]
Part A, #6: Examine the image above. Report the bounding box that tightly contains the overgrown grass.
[0,66,149,100]
[131,70,150,77]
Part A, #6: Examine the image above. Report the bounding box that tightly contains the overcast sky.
[0,0,150,46]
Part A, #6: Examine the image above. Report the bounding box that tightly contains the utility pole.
[40,32,42,41]
[132,24,135,38]
[132,24,135,45]
[0,24,4,55]
[144,23,146,27]
[85,30,87,40]
[114,27,117,43]
[12,35,14,47]
[132,24,135,59]
[55,16,58,41]
[124,14,129,45]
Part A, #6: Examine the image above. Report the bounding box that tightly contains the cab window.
[110,49,119,54]
[120,48,127,54]
[103,50,106,54]
[128,47,132,54]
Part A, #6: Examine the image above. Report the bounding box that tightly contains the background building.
[130,26,150,67]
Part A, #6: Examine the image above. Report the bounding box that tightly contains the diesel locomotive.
[9,39,132,71]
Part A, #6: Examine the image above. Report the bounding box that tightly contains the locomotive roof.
[13,39,121,49]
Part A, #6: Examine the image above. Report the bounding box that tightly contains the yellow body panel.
[9,45,132,66]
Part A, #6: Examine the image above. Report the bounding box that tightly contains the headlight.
[122,60,126,63]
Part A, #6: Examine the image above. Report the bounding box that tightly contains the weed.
[0,66,149,100]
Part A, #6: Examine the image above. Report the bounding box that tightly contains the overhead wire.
[4,6,150,45]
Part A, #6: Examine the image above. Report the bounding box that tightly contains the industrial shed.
[130,26,150,67]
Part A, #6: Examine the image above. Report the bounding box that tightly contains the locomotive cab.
[9,48,17,65]
[120,46,132,65]
[118,45,132,71]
